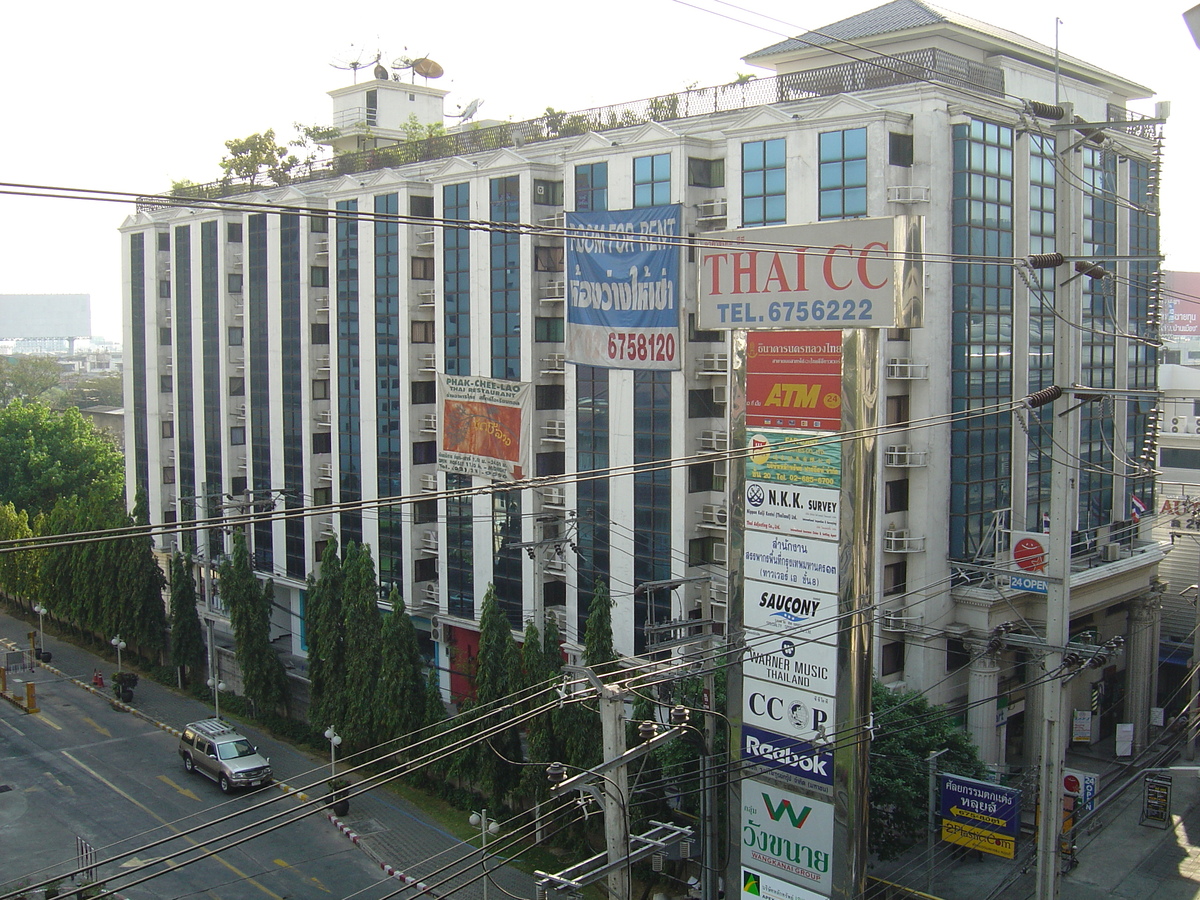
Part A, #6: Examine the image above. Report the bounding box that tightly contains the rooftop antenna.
[449,98,484,123]
[393,52,444,83]
[331,46,381,85]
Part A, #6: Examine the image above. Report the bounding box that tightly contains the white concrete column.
[1127,593,1161,754]
[967,650,1002,769]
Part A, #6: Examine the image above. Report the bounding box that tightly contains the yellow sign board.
[940,819,1015,859]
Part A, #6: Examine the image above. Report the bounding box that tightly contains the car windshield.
[217,739,256,760]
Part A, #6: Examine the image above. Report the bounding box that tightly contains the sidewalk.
[0,608,533,900]
[868,737,1200,900]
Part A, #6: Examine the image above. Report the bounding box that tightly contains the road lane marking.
[0,718,24,736]
[156,774,200,802]
[33,713,62,731]
[62,752,286,900]
[81,716,111,737]
[274,859,331,893]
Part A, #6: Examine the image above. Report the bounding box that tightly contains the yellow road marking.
[81,716,111,737]
[156,774,200,802]
[274,859,331,893]
[34,712,62,731]
[63,752,285,900]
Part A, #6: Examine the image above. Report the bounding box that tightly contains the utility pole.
[927,748,950,893]
[598,683,631,900]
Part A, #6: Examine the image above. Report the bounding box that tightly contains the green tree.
[519,615,562,803]
[421,668,449,781]
[219,129,297,185]
[869,680,987,860]
[375,588,425,745]
[222,531,287,715]
[0,401,123,517]
[0,356,61,405]
[340,542,382,749]
[471,585,523,805]
[306,538,346,734]
[169,553,205,683]
[0,502,38,605]
[56,372,124,409]
[583,577,616,671]
[118,493,168,659]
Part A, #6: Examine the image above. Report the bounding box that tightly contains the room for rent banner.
[566,205,681,370]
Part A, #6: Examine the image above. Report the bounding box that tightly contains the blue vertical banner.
[566,205,681,370]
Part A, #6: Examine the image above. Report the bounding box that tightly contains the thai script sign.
[566,205,680,370]
[744,531,839,594]
[742,867,825,900]
[746,431,841,489]
[746,481,839,540]
[939,774,1021,859]
[698,218,900,330]
[747,332,842,431]
[741,780,834,893]
[437,375,530,481]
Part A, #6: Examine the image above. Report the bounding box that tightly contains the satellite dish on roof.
[331,47,382,84]
[450,98,483,123]
[413,57,444,79]
[374,62,389,80]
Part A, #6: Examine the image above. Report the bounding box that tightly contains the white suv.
[178,719,273,793]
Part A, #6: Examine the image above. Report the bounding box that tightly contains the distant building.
[0,294,90,354]
[123,0,1164,767]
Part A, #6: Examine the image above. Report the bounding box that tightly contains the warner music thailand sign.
[743,579,838,638]
[565,205,681,370]
[698,217,914,330]
[742,780,834,893]
[437,375,530,481]
[741,724,834,796]
[743,632,837,696]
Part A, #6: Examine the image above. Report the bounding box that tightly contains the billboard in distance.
[566,205,680,370]
[437,375,530,481]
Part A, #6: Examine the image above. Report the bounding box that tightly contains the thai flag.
[1131,494,1148,524]
[1042,511,1051,534]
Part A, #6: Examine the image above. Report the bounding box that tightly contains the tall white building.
[123,0,1165,764]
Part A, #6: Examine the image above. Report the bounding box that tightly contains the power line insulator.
[1026,100,1066,120]
[1026,252,1065,269]
[1023,385,1063,409]
[1074,260,1111,280]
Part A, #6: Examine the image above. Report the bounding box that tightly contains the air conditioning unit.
[541,353,566,374]
[539,211,566,228]
[318,463,334,481]
[711,541,728,566]
[701,504,728,527]
[699,430,728,452]
[543,486,566,507]
[884,529,925,553]
[540,279,566,301]
[543,419,567,441]
[886,358,929,380]
[546,607,568,633]
[415,228,436,247]
[421,473,438,493]
[314,355,331,374]
[713,458,728,479]
[546,556,567,575]
[696,198,728,219]
[313,239,330,256]
[1100,542,1122,562]
[712,383,728,405]
[697,353,728,375]
[881,609,908,632]
[421,530,439,553]
[229,404,246,419]
[420,354,438,373]
[417,289,437,308]
[315,409,332,427]
[884,444,928,467]
[422,582,439,606]
[421,414,438,433]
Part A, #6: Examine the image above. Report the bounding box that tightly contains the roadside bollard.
[25,681,37,714]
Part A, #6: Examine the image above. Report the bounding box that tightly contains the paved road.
[0,608,534,900]
[0,647,398,900]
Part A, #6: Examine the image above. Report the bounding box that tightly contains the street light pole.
[324,726,342,779]
[469,809,501,900]
[33,605,47,659]
[110,635,126,672]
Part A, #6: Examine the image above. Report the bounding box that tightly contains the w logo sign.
[762,792,811,828]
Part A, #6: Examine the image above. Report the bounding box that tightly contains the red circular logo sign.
[1063,774,1080,793]
[1013,537,1047,572]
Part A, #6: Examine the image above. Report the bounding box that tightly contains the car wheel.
[219,774,232,794]
[183,755,195,774]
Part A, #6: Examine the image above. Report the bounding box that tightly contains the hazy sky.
[3,0,1194,340]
